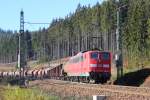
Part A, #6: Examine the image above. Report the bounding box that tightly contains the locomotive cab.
[89,51,111,83]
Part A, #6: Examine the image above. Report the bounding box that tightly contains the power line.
[24,22,50,25]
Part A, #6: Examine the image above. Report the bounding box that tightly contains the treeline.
[0,29,18,63]
[1,0,150,67]
[31,1,117,62]
[0,29,32,64]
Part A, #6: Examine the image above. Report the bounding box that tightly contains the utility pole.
[115,0,123,79]
[18,10,25,85]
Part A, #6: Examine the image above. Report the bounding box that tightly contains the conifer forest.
[0,0,150,67]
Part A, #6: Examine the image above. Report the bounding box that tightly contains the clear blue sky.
[0,0,103,31]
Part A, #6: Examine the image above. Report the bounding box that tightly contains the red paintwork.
[64,50,111,76]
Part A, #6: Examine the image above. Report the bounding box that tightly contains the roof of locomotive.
[80,49,110,54]
[69,49,111,60]
[81,48,100,53]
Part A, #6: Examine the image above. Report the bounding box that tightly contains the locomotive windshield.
[91,52,98,59]
[101,52,110,60]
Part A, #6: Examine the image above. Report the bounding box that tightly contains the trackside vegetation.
[1,86,58,100]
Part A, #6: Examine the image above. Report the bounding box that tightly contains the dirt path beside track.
[29,79,150,100]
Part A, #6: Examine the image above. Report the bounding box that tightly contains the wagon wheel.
[86,77,90,83]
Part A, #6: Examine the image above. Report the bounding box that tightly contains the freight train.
[0,50,111,83]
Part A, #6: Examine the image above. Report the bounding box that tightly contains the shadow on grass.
[0,78,25,86]
[114,68,150,86]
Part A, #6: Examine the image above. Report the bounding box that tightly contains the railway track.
[29,79,150,100]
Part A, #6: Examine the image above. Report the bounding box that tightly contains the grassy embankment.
[111,59,150,82]
[123,59,150,74]
[0,86,58,100]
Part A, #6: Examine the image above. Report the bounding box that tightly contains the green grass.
[2,86,58,100]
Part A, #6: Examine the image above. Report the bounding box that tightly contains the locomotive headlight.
[90,64,97,67]
[98,64,102,67]
[103,64,109,68]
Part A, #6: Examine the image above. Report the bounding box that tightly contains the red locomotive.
[63,50,111,83]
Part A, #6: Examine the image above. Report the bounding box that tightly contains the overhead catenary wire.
[24,22,50,25]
